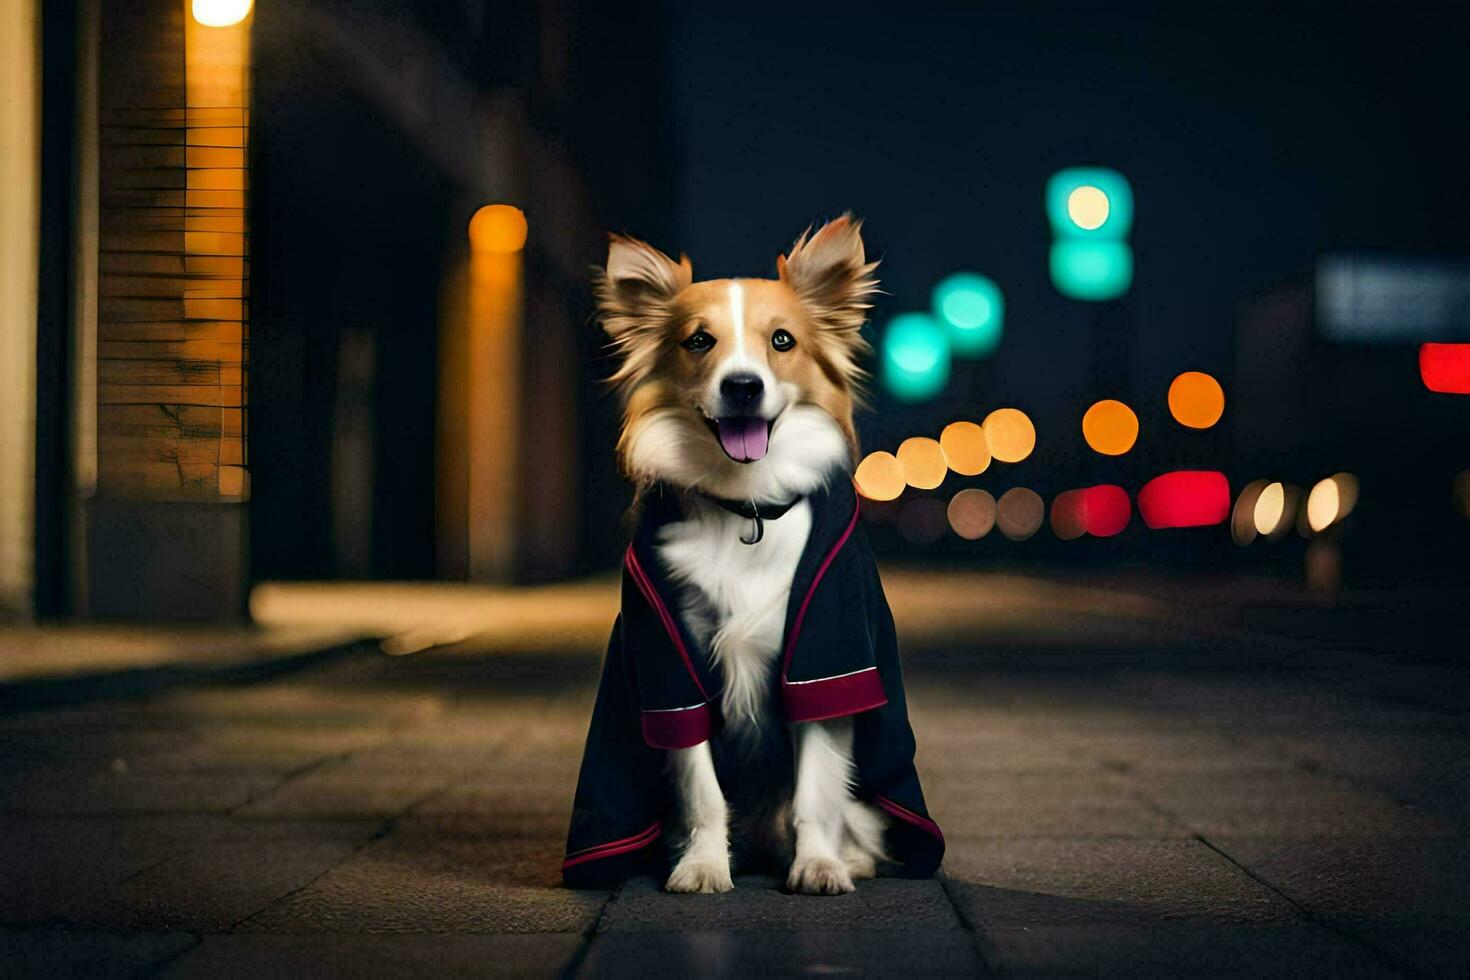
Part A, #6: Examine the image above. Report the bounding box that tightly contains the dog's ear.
[598,235,692,337]
[597,235,692,389]
[778,213,880,334]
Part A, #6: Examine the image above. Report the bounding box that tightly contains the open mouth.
[706,416,773,464]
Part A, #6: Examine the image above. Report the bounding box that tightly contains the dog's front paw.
[787,855,855,895]
[665,855,734,894]
[843,849,877,880]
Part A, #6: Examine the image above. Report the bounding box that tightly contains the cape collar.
[632,473,856,583]
[696,491,803,545]
[628,474,861,696]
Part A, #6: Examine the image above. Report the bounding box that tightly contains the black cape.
[562,476,944,888]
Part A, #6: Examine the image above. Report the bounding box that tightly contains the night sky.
[665,4,1470,455]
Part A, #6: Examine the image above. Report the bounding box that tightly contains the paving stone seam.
[934,869,997,973]
[1122,757,1459,840]
[1097,751,1445,975]
[224,817,397,933]
[1117,778,1207,838]
[217,769,470,934]
[278,749,359,784]
[561,878,627,978]
[1192,833,1426,978]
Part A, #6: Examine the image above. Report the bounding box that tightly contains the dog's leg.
[840,797,888,879]
[788,717,858,895]
[665,741,734,894]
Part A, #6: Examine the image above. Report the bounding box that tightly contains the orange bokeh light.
[984,408,1036,463]
[939,421,990,476]
[468,204,528,253]
[1081,399,1139,456]
[1167,371,1225,429]
[897,437,948,490]
[855,451,905,501]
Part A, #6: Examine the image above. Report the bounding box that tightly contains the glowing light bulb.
[192,0,253,27]
[1067,185,1110,230]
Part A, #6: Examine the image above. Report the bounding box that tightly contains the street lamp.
[191,0,252,28]
[1046,167,1134,301]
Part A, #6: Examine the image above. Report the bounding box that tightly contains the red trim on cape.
[640,703,715,749]
[625,544,710,701]
[562,820,663,870]
[781,491,861,676]
[783,666,887,723]
[780,492,879,721]
[875,795,945,844]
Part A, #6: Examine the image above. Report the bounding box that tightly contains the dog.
[562,215,943,895]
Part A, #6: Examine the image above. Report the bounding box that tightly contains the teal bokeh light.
[1046,167,1133,239]
[1050,241,1134,301]
[881,312,950,402]
[932,272,1004,357]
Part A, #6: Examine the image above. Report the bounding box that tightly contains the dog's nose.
[720,373,764,412]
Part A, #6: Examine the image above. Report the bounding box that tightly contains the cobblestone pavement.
[3,643,1468,977]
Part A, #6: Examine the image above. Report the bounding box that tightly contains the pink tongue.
[716,417,769,462]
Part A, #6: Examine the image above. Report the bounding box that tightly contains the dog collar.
[698,492,803,545]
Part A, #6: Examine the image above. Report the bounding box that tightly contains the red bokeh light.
[1420,343,1470,394]
[1137,471,1230,529]
[1052,485,1131,539]
[1082,484,1131,537]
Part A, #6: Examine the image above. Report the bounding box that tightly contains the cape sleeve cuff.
[640,701,715,749]
[782,666,887,723]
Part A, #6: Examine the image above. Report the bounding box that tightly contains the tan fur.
[598,215,878,474]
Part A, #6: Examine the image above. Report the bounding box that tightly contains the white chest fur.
[656,498,812,731]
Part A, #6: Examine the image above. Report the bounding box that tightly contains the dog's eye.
[771,328,795,352]
[681,330,715,354]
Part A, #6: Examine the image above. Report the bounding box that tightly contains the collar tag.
[698,492,802,546]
